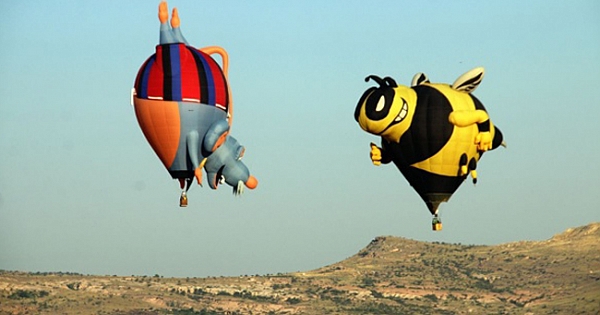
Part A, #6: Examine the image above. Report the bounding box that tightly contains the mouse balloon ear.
[204,120,230,152]
[206,171,219,189]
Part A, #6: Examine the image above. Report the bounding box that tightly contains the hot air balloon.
[132,1,257,206]
[354,67,504,230]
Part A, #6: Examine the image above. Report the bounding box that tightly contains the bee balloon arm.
[448,110,495,151]
[448,109,489,127]
[370,142,393,166]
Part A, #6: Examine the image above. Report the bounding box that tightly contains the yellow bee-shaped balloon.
[354,67,505,230]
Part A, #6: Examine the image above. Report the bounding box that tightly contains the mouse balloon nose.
[245,175,258,189]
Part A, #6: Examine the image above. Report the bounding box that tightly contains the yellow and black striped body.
[354,69,504,215]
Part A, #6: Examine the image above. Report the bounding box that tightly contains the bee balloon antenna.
[365,75,385,86]
[383,77,398,87]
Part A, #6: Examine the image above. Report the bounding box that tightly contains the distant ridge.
[551,221,600,240]
[1,222,599,315]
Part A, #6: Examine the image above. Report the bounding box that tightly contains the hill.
[1,223,599,315]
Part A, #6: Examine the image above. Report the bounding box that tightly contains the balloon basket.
[432,215,442,231]
[179,193,188,207]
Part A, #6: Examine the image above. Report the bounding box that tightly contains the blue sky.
[1,1,599,277]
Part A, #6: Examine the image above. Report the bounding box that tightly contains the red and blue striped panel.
[134,43,229,111]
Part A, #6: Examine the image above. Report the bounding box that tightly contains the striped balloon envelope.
[132,42,231,187]
[135,43,229,110]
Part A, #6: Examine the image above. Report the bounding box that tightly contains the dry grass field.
[1,223,599,315]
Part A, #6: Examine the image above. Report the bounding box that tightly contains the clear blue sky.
[1,1,599,278]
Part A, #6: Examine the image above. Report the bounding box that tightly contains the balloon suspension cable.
[185,178,193,192]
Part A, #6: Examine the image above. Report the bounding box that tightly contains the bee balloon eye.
[375,96,385,111]
[366,89,394,121]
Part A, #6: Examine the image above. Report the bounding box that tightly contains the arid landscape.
[1,223,599,315]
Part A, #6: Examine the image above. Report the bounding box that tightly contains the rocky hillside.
[1,223,599,315]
